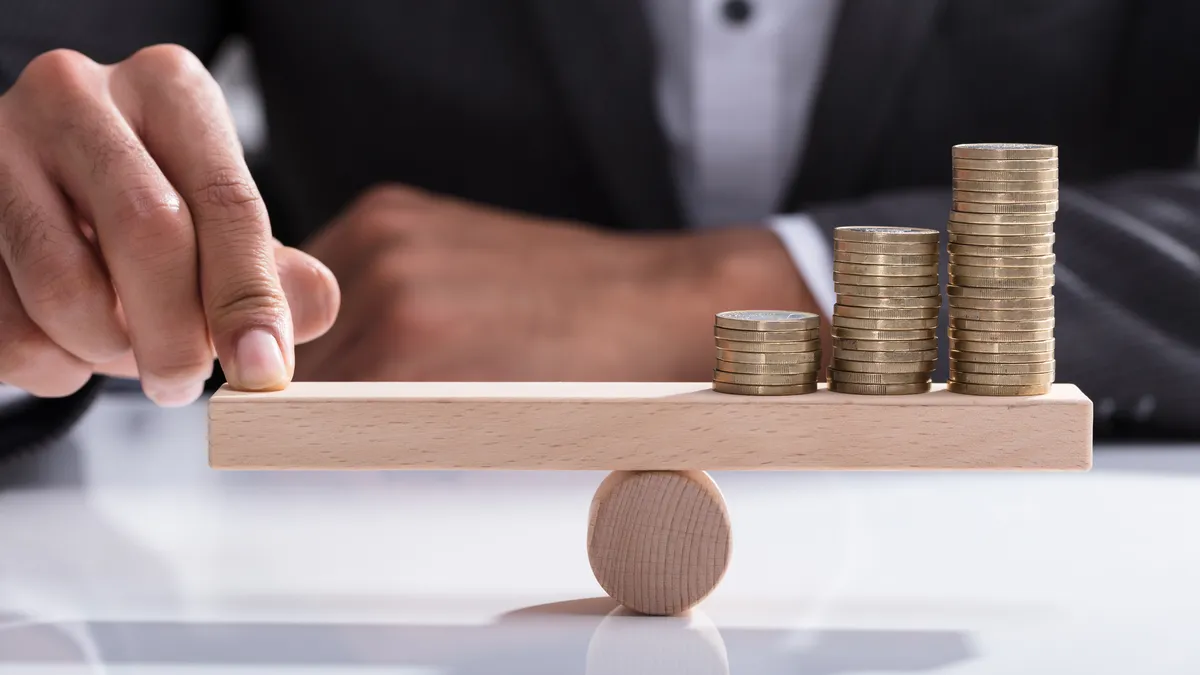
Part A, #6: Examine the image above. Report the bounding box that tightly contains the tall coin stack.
[947,143,1056,396]
[712,310,821,395]
[829,227,940,395]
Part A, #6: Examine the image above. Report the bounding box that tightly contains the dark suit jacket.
[1,0,1199,456]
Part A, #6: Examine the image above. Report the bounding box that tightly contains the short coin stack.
[712,310,821,395]
[947,143,1056,396]
[829,227,940,395]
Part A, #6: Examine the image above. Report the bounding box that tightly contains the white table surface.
[1,391,1198,674]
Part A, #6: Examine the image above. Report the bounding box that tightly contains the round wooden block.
[587,470,732,616]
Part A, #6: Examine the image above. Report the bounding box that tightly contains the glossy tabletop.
[1,390,1198,673]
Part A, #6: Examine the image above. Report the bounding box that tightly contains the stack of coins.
[947,143,1056,396]
[829,227,940,395]
[712,310,821,395]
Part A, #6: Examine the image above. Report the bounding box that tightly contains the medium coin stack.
[712,310,821,395]
[947,143,1057,396]
[829,227,940,395]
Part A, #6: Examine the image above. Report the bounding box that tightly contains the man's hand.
[0,46,339,404]
[296,185,817,382]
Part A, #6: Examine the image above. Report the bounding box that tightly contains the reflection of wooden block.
[587,470,731,616]
[208,382,1092,471]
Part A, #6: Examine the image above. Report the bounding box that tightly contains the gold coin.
[715,348,820,364]
[830,357,931,372]
[952,180,1058,193]
[833,226,939,244]
[949,254,1055,268]
[833,262,939,277]
[947,222,1056,236]
[712,381,818,396]
[948,232,1055,246]
[949,295,1054,309]
[834,251,940,265]
[947,243,1054,256]
[834,304,939,319]
[952,168,1059,181]
[952,190,1058,205]
[949,338,1055,353]
[834,240,939,255]
[949,318,1054,332]
[714,338,821,352]
[946,211,1057,224]
[837,294,941,309]
[952,158,1058,171]
[949,274,1054,289]
[715,359,820,375]
[832,315,939,330]
[946,381,1051,396]
[948,307,1054,321]
[833,347,938,362]
[946,285,1052,299]
[714,310,821,331]
[950,264,1054,278]
[831,358,936,373]
[714,326,820,342]
[949,349,1054,363]
[828,381,932,395]
[835,338,938,352]
[834,283,939,298]
[829,369,932,385]
[951,360,1054,374]
[953,201,1058,214]
[951,143,1057,160]
[713,370,818,386]
[833,327,937,341]
[948,327,1054,342]
[833,272,939,287]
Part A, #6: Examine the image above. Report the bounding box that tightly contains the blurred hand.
[296,185,813,382]
[0,45,340,405]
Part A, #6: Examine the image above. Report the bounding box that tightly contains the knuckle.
[111,185,191,262]
[125,44,207,83]
[17,49,96,92]
[114,184,184,228]
[191,170,266,226]
[354,184,428,218]
[357,184,402,211]
[209,271,287,325]
[10,50,102,127]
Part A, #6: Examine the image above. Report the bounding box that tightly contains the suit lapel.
[786,0,946,209]
[525,0,685,230]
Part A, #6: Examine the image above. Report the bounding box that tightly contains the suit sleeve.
[802,169,1200,439]
[0,0,232,91]
[0,1,233,464]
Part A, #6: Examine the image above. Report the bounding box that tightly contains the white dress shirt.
[644,0,840,317]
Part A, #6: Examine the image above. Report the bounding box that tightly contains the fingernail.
[234,329,288,390]
[147,379,205,408]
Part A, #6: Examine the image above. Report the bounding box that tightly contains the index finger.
[114,45,293,391]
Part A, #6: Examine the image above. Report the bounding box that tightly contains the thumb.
[274,242,341,344]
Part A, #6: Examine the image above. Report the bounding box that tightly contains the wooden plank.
[207,382,1092,471]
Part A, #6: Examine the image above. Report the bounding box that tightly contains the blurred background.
[2,4,1199,672]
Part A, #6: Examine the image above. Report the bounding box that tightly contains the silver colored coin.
[714,310,821,331]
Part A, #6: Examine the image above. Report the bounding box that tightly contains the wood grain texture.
[587,470,732,616]
[208,382,1093,470]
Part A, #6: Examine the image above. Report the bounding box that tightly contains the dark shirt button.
[722,0,753,25]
